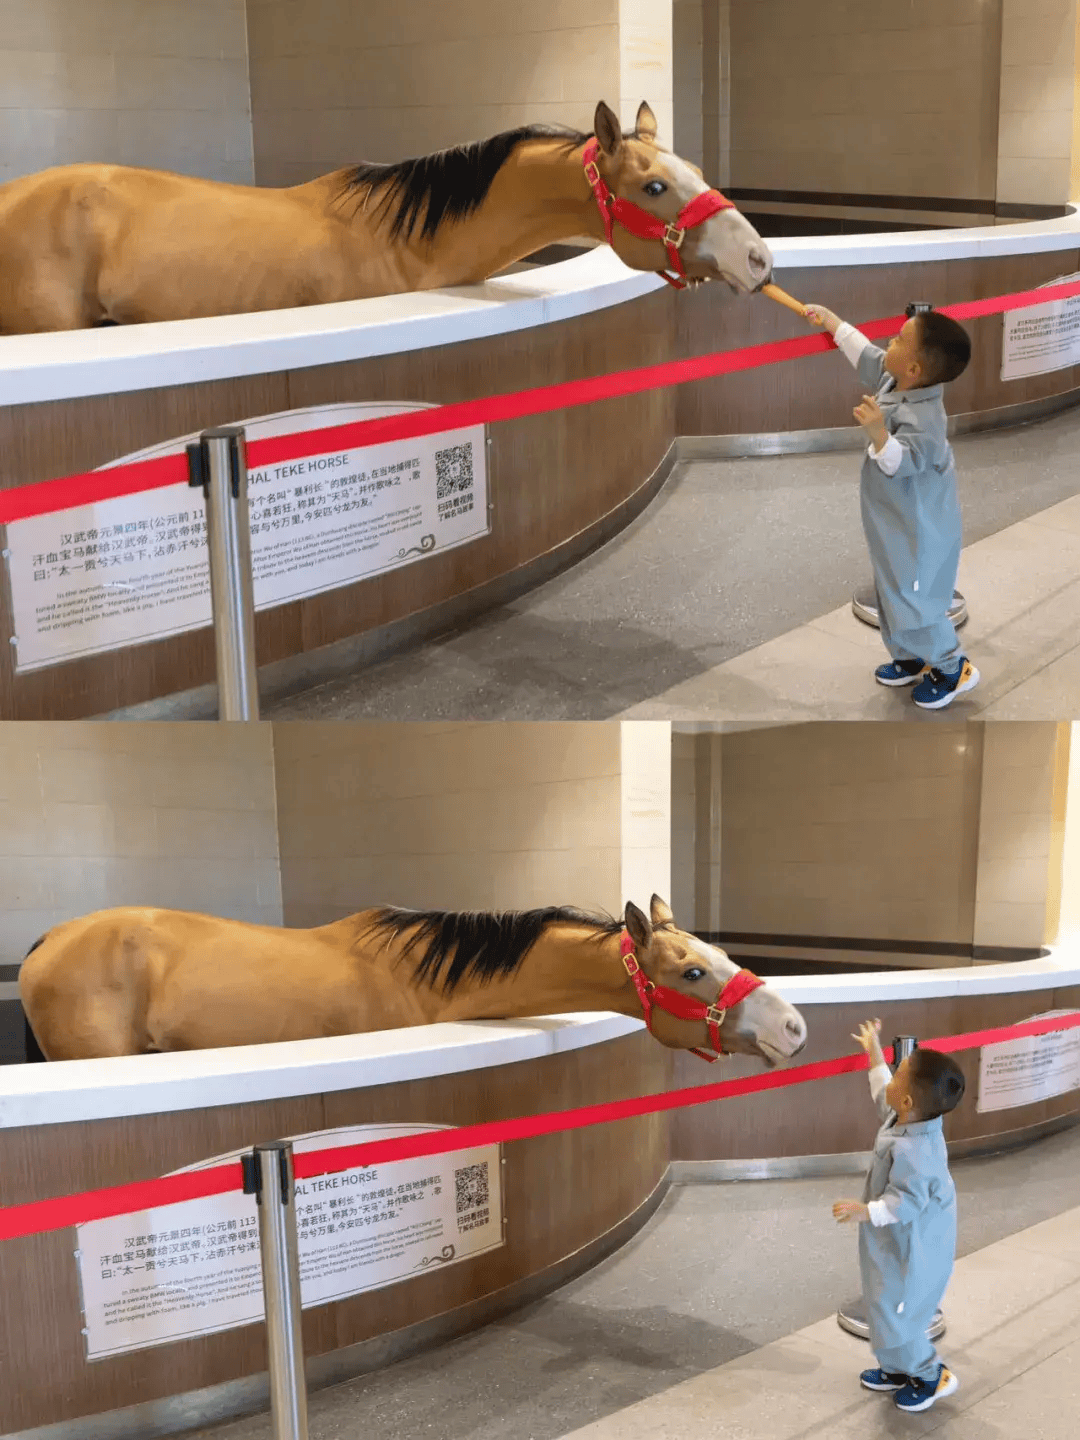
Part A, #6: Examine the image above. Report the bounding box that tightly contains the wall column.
[997,0,1080,208]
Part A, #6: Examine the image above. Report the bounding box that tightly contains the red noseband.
[620,929,765,1062]
[582,139,737,290]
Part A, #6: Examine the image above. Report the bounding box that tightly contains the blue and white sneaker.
[860,1367,909,1392]
[894,1365,959,1412]
[911,659,980,710]
[875,658,927,687]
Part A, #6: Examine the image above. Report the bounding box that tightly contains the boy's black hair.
[908,1047,966,1121]
[915,310,972,385]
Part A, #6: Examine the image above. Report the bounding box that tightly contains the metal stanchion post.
[836,1036,946,1344]
[243,1142,309,1440]
[187,425,259,720]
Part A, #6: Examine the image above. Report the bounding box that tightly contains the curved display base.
[5,1176,670,1440]
[852,585,969,631]
[837,1295,946,1343]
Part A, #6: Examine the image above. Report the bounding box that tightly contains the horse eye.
[643,180,667,197]
[682,966,705,982]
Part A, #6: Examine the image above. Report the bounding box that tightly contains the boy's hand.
[852,1019,883,1054]
[833,1200,870,1224]
[854,395,888,450]
[804,303,842,335]
[853,1018,887,1069]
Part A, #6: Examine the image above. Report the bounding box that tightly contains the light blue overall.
[848,341,963,670]
[858,1065,957,1382]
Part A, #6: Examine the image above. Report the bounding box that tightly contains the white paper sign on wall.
[1001,272,1080,382]
[976,1009,1080,1113]
[74,1123,503,1360]
[4,403,489,673]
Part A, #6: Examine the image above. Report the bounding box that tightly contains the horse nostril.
[785,1016,806,1043]
[748,246,771,281]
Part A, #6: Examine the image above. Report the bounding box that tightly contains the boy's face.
[883,317,926,387]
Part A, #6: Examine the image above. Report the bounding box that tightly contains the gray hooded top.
[836,323,963,668]
[857,1062,958,1357]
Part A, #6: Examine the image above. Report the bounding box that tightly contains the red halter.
[620,930,765,1062]
[582,139,737,290]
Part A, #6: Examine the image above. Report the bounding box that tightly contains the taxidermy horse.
[20,895,806,1065]
[0,100,773,333]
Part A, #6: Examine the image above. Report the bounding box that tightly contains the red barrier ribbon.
[2,278,1080,527]
[2,1010,1078,1243]
[0,1162,243,1244]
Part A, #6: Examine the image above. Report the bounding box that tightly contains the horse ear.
[635,101,658,141]
[624,901,653,949]
[650,895,674,927]
[594,100,623,157]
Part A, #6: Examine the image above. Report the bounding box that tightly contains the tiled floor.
[619,493,1080,722]
[261,405,1080,722]
[558,1208,1080,1439]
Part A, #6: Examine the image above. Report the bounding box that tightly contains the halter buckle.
[705,1004,727,1027]
[584,161,602,189]
[663,223,686,249]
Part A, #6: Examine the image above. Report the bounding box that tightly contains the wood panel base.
[671,1111,1080,1182]
[670,989,1080,1162]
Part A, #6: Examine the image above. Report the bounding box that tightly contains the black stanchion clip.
[186,440,207,491]
[241,1149,262,1199]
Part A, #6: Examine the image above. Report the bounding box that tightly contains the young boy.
[833,1020,966,1414]
[803,302,978,710]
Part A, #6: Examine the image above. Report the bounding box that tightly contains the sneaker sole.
[861,1377,907,1392]
[875,672,925,688]
[895,1371,960,1412]
[913,667,981,711]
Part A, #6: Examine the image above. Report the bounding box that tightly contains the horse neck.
[395,139,608,287]
[488,137,609,246]
[440,924,640,1023]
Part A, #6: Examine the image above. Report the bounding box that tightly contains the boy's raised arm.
[805,303,886,388]
[853,1019,894,1121]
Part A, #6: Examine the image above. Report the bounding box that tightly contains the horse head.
[586,100,773,293]
[623,895,806,1065]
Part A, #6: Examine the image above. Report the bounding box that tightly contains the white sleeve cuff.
[869,434,903,476]
[869,1061,893,1101]
[834,320,871,366]
[867,1199,897,1227]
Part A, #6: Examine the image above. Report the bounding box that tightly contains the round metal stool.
[837,1295,946,1343]
[852,584,968,630]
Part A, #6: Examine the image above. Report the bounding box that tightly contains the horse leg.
[23,1012,47,1063]
[0,277,101,334]
[24,989,148,1060]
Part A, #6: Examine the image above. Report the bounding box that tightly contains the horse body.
[19,897,807,1066]
[18,907,421,1056]
[0,165,402,330]
[0,101,772,333]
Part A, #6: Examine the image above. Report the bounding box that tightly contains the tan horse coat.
[19,896,807,1065]
[0,101,772,332]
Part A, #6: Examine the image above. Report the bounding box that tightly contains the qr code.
[454,1162,489,1215]
[435,443,474,500]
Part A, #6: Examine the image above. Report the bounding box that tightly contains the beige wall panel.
[0,0,253,185]
[0,722,281,966]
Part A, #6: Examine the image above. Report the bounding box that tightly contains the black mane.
[340,124,594,242]
[364,905,621,995]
